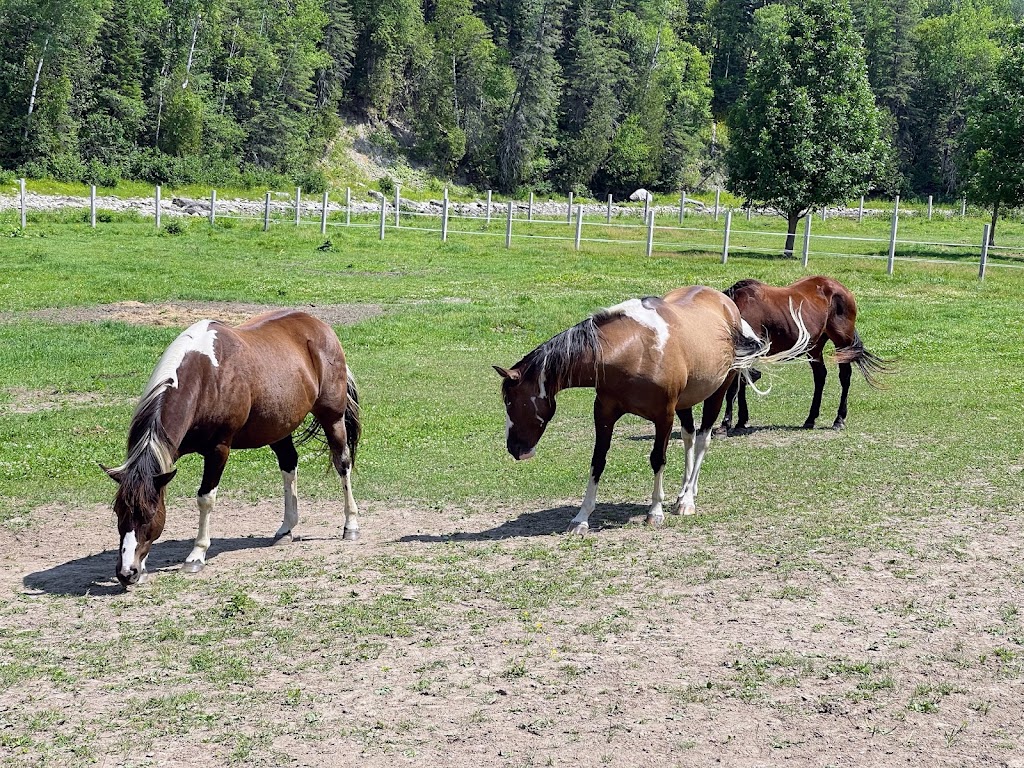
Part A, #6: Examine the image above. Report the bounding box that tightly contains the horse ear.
[153,469,178,490]
[493,366,520,381]
[99,462,124,485]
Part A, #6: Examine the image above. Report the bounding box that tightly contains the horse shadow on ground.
[397,502,648,544]
[626,424,807,441]
[22,536,274,597]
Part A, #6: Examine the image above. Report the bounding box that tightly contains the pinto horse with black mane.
[495,286,810,534]
[102,310,361,587]
[719,276,889,433]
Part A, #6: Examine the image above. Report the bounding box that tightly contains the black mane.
[723,278,764,299]
[515,315,603,390]
[114,381,175,521]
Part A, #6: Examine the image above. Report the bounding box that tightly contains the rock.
[629,188,653,202]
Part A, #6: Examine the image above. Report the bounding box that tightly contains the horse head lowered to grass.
[496,286,810,534]
[102,310,361,587]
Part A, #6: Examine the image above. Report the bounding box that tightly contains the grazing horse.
[719,276,888,433]
[495,286,809,534]
[102,310,361,587]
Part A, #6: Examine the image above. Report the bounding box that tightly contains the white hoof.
[677,501,696,516]
[343,528,360,541]
[645,513,665,527]
[567,521,589,536]
[181,560,204,574]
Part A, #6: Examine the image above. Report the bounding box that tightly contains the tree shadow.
[22,535,275,597]
[396,502,648,543]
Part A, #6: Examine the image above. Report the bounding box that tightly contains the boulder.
[629,188,653,202]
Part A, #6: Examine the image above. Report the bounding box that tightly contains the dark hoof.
[832,420,846,431]
[272,532,293,546]
[343,528,360,541]
[181,560,204,574]
[801,421,816,430]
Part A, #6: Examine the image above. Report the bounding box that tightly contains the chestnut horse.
[103,310,361,587]
[719,276,888,432]
[495,286,809,534]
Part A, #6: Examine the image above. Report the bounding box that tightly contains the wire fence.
[8,179,1024,280]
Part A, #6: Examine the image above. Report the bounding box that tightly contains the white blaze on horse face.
[144,319,220,395]
[120,530,138,577]
[606,299,670,352]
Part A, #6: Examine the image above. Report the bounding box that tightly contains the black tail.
[835,332,892,388]
[344,373,361,468]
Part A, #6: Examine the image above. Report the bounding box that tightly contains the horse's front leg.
[270,436,300,543]
[645,411,676,526]
[569,399,621,536]
[182,444,230,574]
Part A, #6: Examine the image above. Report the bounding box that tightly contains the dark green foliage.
[726,0,883,255]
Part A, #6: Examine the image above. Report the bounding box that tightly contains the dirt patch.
[3,499,1023,767]
[2,386,134,415]
[6,300,384,328]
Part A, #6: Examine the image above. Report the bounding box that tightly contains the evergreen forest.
[1,0,1022,199]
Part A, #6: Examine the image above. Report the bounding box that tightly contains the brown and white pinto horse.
[719,276,889,432]
[495,286,810,534]
[103,310,361,587]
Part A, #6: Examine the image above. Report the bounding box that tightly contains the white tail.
[730,298,811,395]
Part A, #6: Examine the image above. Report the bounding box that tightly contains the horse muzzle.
[117,564,144,587]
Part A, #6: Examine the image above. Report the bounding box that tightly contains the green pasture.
[1,208,1022,550]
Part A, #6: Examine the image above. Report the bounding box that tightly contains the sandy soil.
[3,300,384,329]
[2,494,1023,767]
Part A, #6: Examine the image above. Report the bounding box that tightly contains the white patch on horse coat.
[605,299,670,352]
[505,411,513,440]
[740,319,760,341]
[120,530,138,577]
[530,397,545,425]
[144,319,219,396]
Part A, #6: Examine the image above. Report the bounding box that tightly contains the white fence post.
[345,187,351,226]
[643,194,649,224]
[927,195,933,220]
[714,187,721,221]
[19,178,26,229]
[294,187,301,225]
[320,189,329,235]
[802,212,812,268]
[745,203,751,221]
[264,192,271,231]
[505,200,513,248]
[209,189,216,226]
[607,193,613,223]
[394,185,401,227]
[155,185,161,229]
[574,203,583,250]
[528,191,534,222]
[379,195,386,240]
[858,195,864,224]
[567,191,574,224]
[679,190,686,223]
[961,197,967,219]
[90,185,97,228]
[979,224,990,280]
[645,210,654,257]
[887,195,900,275]
[486,190,492,225]
[821,205,827,222]
[441,195,449,242]
[721,210,732,264]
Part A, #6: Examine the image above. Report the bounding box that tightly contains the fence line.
[8,180,1024,278]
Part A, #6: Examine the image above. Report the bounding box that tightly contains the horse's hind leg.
[183,444,230,574]
[270,436,300,542]
[833,362,852,430]
[320,416,360,541]
[676,386,728,515]
[715,377,738,436]
[674,408,696,514]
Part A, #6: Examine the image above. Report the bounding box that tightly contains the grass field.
[1,212,1023,765]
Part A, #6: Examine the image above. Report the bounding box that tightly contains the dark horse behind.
[720,276,890,433]
[102,309,361,587]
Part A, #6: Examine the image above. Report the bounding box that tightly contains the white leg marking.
[342,466,360,538]
[186,487,217,564]
[677,431,713,515]
[569,475,599,534]
[274,470,299,539]
[647,466,665,522]
[120,530,138,578]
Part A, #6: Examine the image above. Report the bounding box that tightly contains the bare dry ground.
[3,301,384,328]
[2,494,1023,767]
